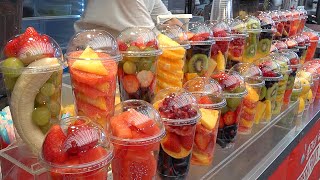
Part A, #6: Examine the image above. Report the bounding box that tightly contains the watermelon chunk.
[75,91,107,110]
[73,80,106,98]
[70,68,109,86]
[76,99,109,118]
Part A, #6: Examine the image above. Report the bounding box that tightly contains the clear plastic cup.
[108,100,165,180]
[183,22,215,82]
[66,30,121,129]
[279,10,291,39]
[256,13,276,60]
[183,77,226,165]
[289,78,303,127]
[0,27,64,154]
[269,10,284,40]
[211,70,247,148]
[292,35,308,64]
[301,66,320,104]
[154,24,190,92]
[273,40,288,51]
[253,57,283,123]
[285,38,299,52]
[153,88,201,178]
[303,31,319,62]
[304,59,320,99]
[297,8,308,34]
[225,18,248,69]
[117,27,162,103]
[289,10,302,37]
[39,116,113,179]
[229,63,265,134]
[296,70,314,110]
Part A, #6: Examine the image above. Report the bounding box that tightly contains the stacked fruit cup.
[0,27,64,153]
[300,66,320,104]
[184,22,215,82]
[108,100,165,180]
[289,78,303,127]
[66,30,121,130]
[229,63,265,134]
[293,35,308,64]
[225,18,248,69]
[280,50,301,106]
[253,57,283,124]
[285,38,299,52]
[296,70,314,111]
[304,60,320,98]
[256,13,276,60]
[153,88,201,178]
[269,11,284,41]
[302,31,319,62]
[273,40,288,52]
[297,8,308,35]
[279,10,291,39]
[241,16,262,63]
[288,9,301,37]
[211,71,247,148]
[207,20,233,72]
[183,77,226,165]
[270,53,292,115]
[154,24,191,92]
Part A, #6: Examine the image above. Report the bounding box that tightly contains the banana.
[10,57,60,154]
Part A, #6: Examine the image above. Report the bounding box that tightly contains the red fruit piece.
[216,41,229,53]
[241,110,255,121]
[162,132,181,153]
[110,112,133,139]
[18,41,54,63]
[223,111,236,126]
[194,132,211,151]
[76,99,108,118]
[211,44,220,57]
[80,146,107,164]
[180,134,194,150]
[290,58,299,65]
[41,34,50,42]
[70,68,109,86]
[198,96,213,104]
[73,80,106,98]
[232,48,242,57]
[4,38,19,57]
[146,39,158,48]
[219,117,225,128]
[243,98,256,109]
[136,120,160,136]
[137,70,154,88]
[190,35,206,41]
[118,41,128,51]
[122,74,140,93]
[42,125,67,164]
[262,71,276,77]
[211,72,229,85]
[214,30,227,37]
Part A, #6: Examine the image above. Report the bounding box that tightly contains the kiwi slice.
[258,39,271,54]
[259,86,267,100]
[188,54,209,75]
[286,76,295,90]
[265,83,278,100]
[244,44,256,58]
[226,97,241,109]
[137,58,154,71]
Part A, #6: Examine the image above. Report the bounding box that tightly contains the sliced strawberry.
[162,132,181,153]
[198,96,213,104]
[136,70,154,88]
[118,41,128,51]
[194,132,211,151]
[73,80,106,98]
[146,39,158,48]
[219,117,225,128]
[4,38,19,57]
[122,74,140,93]
[223,111,236,126]
[180,134,194,150]
[70,68,109,86]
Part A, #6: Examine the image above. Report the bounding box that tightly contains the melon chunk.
[200,108,219,130]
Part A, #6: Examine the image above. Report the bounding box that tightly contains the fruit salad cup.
[153,88,201,178]
[289,9,301,37]
[183,77,226,165]
[296,70,314,110]
[225,18,247,69]
[184,22,215,81]
[297,8,308,34]
[66,30,121,129]
[154,24,190,92]
[117,27,162,103]
[280,10,291,39]
[211,71,247,148]
[0,27,64,154]
[285,38,299,52]
[273,40,288,52]
[293,35,308,64]
[303,31,319,62]
[304,60,320,98]
[108,100,165,180]
[269,10,284,40]
[301,66,320,104]
[254,57,283,123]
[39,116,113,179]
[287,78,303,127]
[256,13,276,59]
[229,63,265,134]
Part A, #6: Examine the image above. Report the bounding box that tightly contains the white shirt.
[74,0,171,37]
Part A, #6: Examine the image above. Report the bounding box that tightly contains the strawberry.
[243,98,256,109]
[232,48,242,57]
[136,70,154,88]
[180,134,194,150]
[194,132,211,151]
[211,72,229,85]
[146,39,158,48]
[214,30,227,37]
[216,41,229,53]
[219,117,225,128]
[4,38,19,57]
[262,71,276,77]
[223,111,236,126]
[211,44,220,56]
[18,40,54,64]
[118,41,128,51]
[80,146,107,163]
[290,58,299,65]
[190,35,205,41]
[198,96,213,104]
[42,125,67,164]
[41,34,51,43]
[122,74,140,93]
[162,132,181,153]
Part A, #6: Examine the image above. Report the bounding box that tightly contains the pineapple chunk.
[200,108,219,130]
[215,51,226,71]
[186,73,199,81]
[246,84,259,102]
[298,97,305,113]
[264,100,272,121]
[254,101,266,124]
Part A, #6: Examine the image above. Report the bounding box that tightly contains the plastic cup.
[183,77,226,165]
[154,24,190,92]
[269,11,284,40]
[289,78,303,127]
[153,88,201,178]
[293,35,308,64]
[273,40,288,52]
[285,38,299,52]
[303,31,319,62]
[289,10,301,37]
[297,8,308,34]
[229,63,265,134]
[211,70,247,148]
[296,71,314,110]
[184,22,215,82]
[39,116,113,179]
[304,60,320,98]
[0,27,64,154]
[66,30,121,129]
[108,100,165,180]
[117,27,162,103]
[301,66,320,104]
[253,57,283,123]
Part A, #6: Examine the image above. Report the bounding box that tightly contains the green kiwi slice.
[244,44,256,58]
[258,39,271,54]
[259,86,267,100]
[188,54,209,75]
[266,83,278,100]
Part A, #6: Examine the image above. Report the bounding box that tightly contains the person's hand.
[164,18,183,27]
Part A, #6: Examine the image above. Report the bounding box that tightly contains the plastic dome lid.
[291,9,302,20]
[155,24,191,49]
[183,77,226,109]
[243,16,262,32]
[1,27,64,75]
[270,44,278,53]
[39,116,113,173]
[280,49,300,68]
[292,77,302,92]
[293,35,306,47]
[109,100,165,145]
[270,53,292,74]
[186,22,214,45]
[206,20,232,41]
[273,40,288,51]
[278,10,289,22]
[254,56,283,81]
[229,63,265,87]
[116,27,162,57]
[297,70,314,86]
[301,34,310,45]
[257,13,276,32]
[282,10,293,21]
[302,31,319,42]
[269,10,281,22]
[285,38,298,49]
[301,66,320,80]
[225,18,247,38]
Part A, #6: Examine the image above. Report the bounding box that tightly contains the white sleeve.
[150,0,172,23]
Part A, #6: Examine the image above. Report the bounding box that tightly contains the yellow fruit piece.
[254,101,266,124]
[153,100,162,110]
[61,105,75,116]
[246,85,259,102]
[157,72,182,85]
[239,118,253,128]
[243,106,255,115]
[157,59,184,71]
[215,51,225,71]
[298,97,305,114]
[115,95,121,105]
[307,90,313,102]
[95,82,112,93]
[76,92,107,110]
[199,108,219,130]
[79,47,100,59]
[158,34,181,47]
[300,78,310,94]
[158,34,186,57]
[192,150,211,165]
[161,138,191,159]
[264,100,272,121]
[204,58,217,77]
[186,73,199,81]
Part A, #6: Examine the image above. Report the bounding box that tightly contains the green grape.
[35,92,50,105]
[137,58,154,71]
[48,100,61,117]
[123,61,137,74]
[47,71,58,84]
[1,57,24,78]
[3,76,17,91]
[40,83,56,96]
[32,107,51,126]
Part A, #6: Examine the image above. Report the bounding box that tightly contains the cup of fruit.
[225,18,248,69]
[304,60,320,99]
[302,31,319,62]
[66,30,121,129]
[297,8,308,34]
[153,88,201,178]
[108,100,165,180]
[269,10,284,40]
[285,38,299,52]
[0,27,64,154]
[253,57,283,123]
[183,77,226,165]
[229,63,265,134]
[184,22,215,81]
[273,40,288,52]
[256,13,276,60]
[292,35,308,64]
[39,116,113,179]
[211,71,247,148]
[300,66,320,104]
[279,10,291,39]
[296,70,314,110]
[154,24,191,92]
[289,77,304,128]
[288,10,301,37]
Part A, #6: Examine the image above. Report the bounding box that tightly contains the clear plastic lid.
[270,53,292,74]
[273,40,288,51]
[116,27,162,57]
[257,13,276,32]
[186,22,215,45]
[301,34,311,45]
[109,100,165,145]
[285,38,298,49]
[206,20,232,41]
[278,10,289,22]
[297,70,314,86]
[225,18,247,37]
[280,49,300,68]
[39,116,113,173]
[229,63,265,87]
[254,56,283,81]
[243,16,262,33]
[301,66,320,81]
[291,9,302,20]
[302,31,319,42]
[269,10,281,22]
[270,44,278,53]
[282,10,293,21]
[293,35,306,47]
[153,87,201,125]
[154,24,191,49]
[183,77,226,109]
[0,27,64,74]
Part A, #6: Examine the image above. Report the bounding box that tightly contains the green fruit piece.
[1,57,24,78]
[3,76,17,91]
[244,44,256,58]
[277,84,287,93]
[188,54,209,75]
[266,83,278,100]
[40,83,56,96]
[137,58,154,71]
[47,101,61,117]
[35,92,50,105]
[259,86,267,100]
[40,123,52,134]
[286,76,295,90]
[47,71,58,84]
[221,106,230,114]
[231,86,245,93]
[258,39,271,54]
[123,61,137,74]
[32,107,51,126]
[248,33,257,44]
[226,97,242,109]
